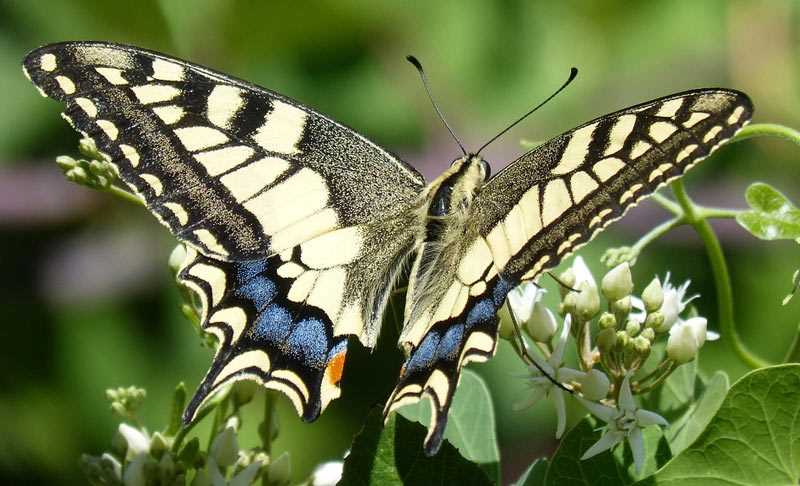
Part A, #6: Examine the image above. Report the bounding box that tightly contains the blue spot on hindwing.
[492,278,513,306]
[251,304,293,342]
[439,325,464,361]
[286,317,328,369]
[466,299,495,328]
[405,331,440,375]
[235,259,269,282]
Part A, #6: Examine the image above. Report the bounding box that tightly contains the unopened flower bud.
[640,327,655,342]
[632,335,650,354]
[611,296,631,317]
[562,291,578,316]
[578,369,611,401]
[79,137,99,157]
[597,328,617,353]
[642,277,664,312]
[645,311,665,330]
[625,319,641,337]
[575,281,600,321]
[56,155,77,170]
[497,305,515,341]
[526,302,558,342]
[598,312,617,330]
[169,245,187,274]
[100,453,122,481]
[615,330,629,350]
[559,268,576,297]
[67,165,88,182]
[601,263,633,301]
[667,325,699,364]
[118,424,150,459]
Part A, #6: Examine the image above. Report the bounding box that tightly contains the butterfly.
[23,41,752,455]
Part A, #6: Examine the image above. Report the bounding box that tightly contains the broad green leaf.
[339,408,491,486]
[544,418,671,485]
[736,183,800,240]
[654,359,697,419]
[639,364,800,485]
[514,458,548,485]
[663,371,728,455]
[397,369,500,465]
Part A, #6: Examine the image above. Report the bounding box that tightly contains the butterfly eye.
[480,159,491,179]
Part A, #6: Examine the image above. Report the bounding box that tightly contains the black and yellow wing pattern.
[385,89,752,453]
[23,41,423,422]
[23,41,753,457]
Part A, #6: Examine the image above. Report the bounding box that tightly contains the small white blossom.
[118,423,150,459]
[657,273,696,332]
[508,281,545,324]
[667,317,711,363]
[601,263,634,301]
[578,369,611,401]
[514,315,583,438]
[578,375,668,474]
[571,256,597,290]
[311,461,344,486]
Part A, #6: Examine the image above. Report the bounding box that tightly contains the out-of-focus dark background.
[1,1,798,484]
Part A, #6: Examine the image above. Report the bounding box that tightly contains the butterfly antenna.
[407,55,467,156]
[477,67,578,155]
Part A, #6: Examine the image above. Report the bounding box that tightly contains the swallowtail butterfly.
[22,42,752,455]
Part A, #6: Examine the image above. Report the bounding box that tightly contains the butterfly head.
[449,154,491,183]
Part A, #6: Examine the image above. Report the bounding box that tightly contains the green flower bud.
[598,312,617,330]
[575,281,600,321]
[625,319,641,337]
[497,305,515,341]
[562,291,578,316]
[632,335,650,355]
[596,327,617,353]
[615,330,629,350]
[578,369,611,401]
[642,277,664,312]
[611,295,632,317]
[640,327,655,342]
[56,155,78,171]
[79,137,101,159]
[601,263,633,301]
[525,302,558,342]
[645,311,665,330]
[67,165,88,183]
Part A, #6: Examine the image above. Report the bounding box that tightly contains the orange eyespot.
[325,351,347,385]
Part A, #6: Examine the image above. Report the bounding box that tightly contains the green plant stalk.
[730,123,800,146]
[107,184,145,206]
[671,180,769,369]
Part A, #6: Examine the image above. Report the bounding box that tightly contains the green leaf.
[544,418,671,485]
[663,371,728,455]
[397,369,500,465]
[339,408,492,486]
[639,364,800,485]
[514,458,548,486]
[736,183,800,240]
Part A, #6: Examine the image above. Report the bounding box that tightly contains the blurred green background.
[1,1,798,484]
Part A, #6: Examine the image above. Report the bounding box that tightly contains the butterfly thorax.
[402,155,491,339]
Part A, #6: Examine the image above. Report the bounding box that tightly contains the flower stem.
[671,180,769,369]
[730,123,800,146]
[261,391,275,455]
[106,184,145,206]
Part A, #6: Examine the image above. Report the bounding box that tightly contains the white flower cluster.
[507,257,714,473]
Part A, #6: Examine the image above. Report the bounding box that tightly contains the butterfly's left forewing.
[386,89,753,454]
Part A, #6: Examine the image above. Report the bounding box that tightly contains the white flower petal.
[508,281,541,323]
[628,427,646,474]
[667,322,699,363]
[311,461,344,486]
[635,409,668,427]
[706,330,720,341]
[684,317,708,347]
[572,256,597,289]
[122,453,148,486]
[230,461,263,486]
[558,367,586,383]
[552,389,567,438]
[581,429,624,460]
[576,396,618,423]
[550,314,572,366]
[118,424,150,458]
[618,375,636,412]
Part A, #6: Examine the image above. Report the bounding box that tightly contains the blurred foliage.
[1,1,798,484]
